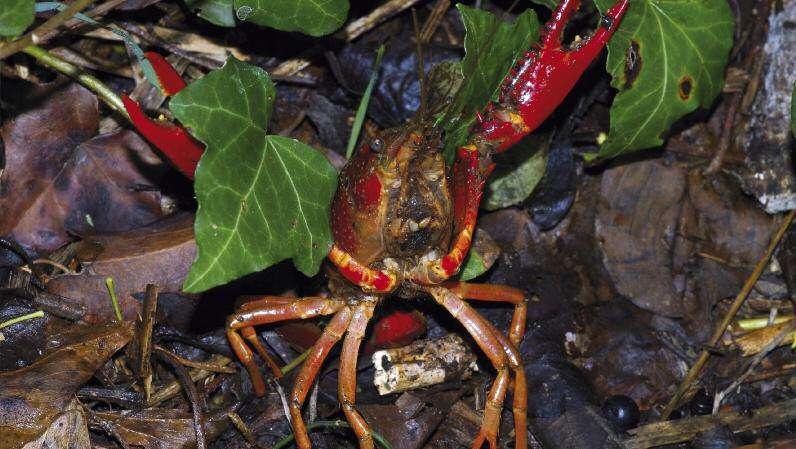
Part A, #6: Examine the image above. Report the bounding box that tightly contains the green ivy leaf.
[171,58,338,293]
[440,5,540,161]
[0,0,34,37]
[483,135,548,210]
[459,250,487,281]
[185,0,235,27]
[588,0,734,160]
[233,0,348,36]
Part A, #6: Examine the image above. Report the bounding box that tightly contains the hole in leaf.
[678,76,693,101]
[624,40,641,89]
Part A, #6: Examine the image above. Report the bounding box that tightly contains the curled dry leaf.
[20,401,90,449]
[47,213,196,323]
[0,321,133,448]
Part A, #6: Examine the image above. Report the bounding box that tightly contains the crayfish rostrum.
[224,1,630,448]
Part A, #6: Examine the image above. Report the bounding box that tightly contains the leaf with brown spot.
[0,322,133,449]
[589,0,734,160]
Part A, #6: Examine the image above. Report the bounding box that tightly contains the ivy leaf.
[439,5,540,161]
[483,135,548,210]
[170,58,338,293]
[184,0,235,27]
[459,250,487,281]
[588,0,734,160]
[234,0,348,37]
[0,0,34,37]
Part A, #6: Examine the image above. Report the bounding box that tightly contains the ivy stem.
[345,45,385,160]
[22,45,129,118]
[280,348,312,376]
[0,310,45,332]
[0,0,95,59]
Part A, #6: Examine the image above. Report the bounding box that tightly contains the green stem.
[345,45,385,160]
[271,420,394,449]
[280,348,312,376]
[0,310,45,331]
[22,45,128,118]
[104,277,124,322]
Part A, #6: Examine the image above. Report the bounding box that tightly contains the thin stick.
[22,45,128,117]
[154,347,208,449]
[713,319,796,414]
[0,0,95,60]
[153,345,237,374]
[227,411,260,448]
[661,210,795,418]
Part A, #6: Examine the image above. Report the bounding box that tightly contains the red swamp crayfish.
[124,0,629,447]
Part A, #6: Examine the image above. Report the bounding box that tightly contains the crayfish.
[193,1,627,448]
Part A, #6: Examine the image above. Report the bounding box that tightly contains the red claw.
[481,0,630,152]
[124,53,204,179]
[144,52,187,96]
[122,95,204,179]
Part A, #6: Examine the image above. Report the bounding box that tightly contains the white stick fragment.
[372,333,479,395]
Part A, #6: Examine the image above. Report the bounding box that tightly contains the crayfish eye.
[370,138,384,153]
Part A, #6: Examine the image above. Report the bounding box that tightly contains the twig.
[153,345,237,374]
[337,0,425,42]
[661,210,795,418]
[154,346,208,449]
[0,0,95,59]
[137,285,158,401]
[148,353,233,406]
[420,0,450,43]
[22,45,128,117]
[228,411,261,448]
[32,257,76,275]
[626,398,796,449]
[713,319,796,413]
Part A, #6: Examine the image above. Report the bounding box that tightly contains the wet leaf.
[92,409,225,449]
[185,0,235,27]
[0,83,168,255]
[47,214,196,323]
[234,0,348,36]
[0,0,33,36]
[589,0,734,160]
[21,405,90,449]
[0,322,133,448]
[440,5,539,160]
[483,136,547,210]
[170,58,337,293]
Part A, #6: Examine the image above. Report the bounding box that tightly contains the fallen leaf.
[0,321,133,448]
[47,213,196,323]
[21,402,90,449]
[91,408,226,449]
